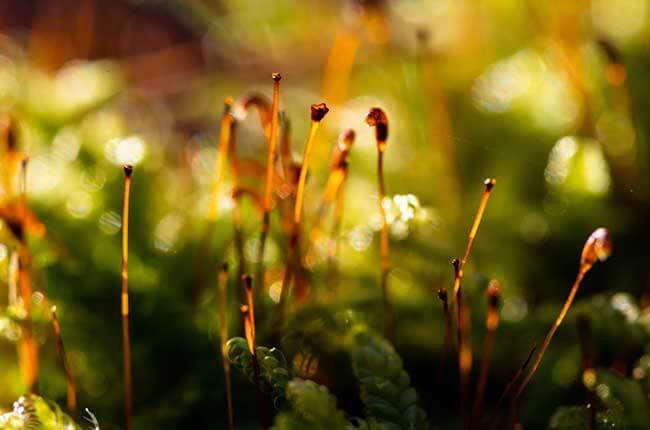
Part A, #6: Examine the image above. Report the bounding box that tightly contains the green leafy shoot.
[226,336,291,408]
[350,329,428,430]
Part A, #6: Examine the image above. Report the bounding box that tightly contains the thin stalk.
[293,104,329,224]
[365,107,394,339]
[455,267,472,425]
[451,178,496,303]
[321,26,360,105]
[309,130,352,245]
[278,116,296,235]
[493,343,536,424]
[228,122,246,299]
[326,169,347,296]
[263,74,282,213]
[51,306,77,413]
[277,104,329,322]
[257,74,282,298]
[513,228,612,405]
[308,129,354,294]
[16,157,38,393]
[121,165,133,430]
[218,263,234,430]
[8,251,18,306]
[196,98,234,300]
[208,98,235,221]
[514,269,586,403]
[471,281,501,430]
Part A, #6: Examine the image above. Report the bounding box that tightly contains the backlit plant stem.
[51,306,77,413]
[17,158,39,393]
[451,178,496,303]
[278,103,329,318]
[196,98,234,300]
[327,168,348,295]
[453,258,472,425]
[513,228,612,404]
[293,104,329,224]
[471,281,501,430]
[491,343,536,430]
[228,121,247,295]
[121,165,133,430]
[208,98,235,221]
[256,74,282,298]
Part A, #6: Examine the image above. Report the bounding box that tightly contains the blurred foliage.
[274,378,350,430]
[0,394,92,430]
[1,0,650,429]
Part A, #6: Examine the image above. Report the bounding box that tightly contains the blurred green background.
[1,0,650,428]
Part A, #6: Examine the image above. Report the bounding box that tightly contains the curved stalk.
[513,228,612,405]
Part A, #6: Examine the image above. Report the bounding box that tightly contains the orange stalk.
[491,343,536,430]
[513,228,612,404]
[451,178,496,303]
[228,121,247,294]
[196,98,235,300]
[263,73,282,213]
[207,97,235,221]
[454,258,472,425]
[257,74,282,297]
[321,27,360,106]
[308,129,354,292]
[471,281,501,430]
[293,103,329,224]
[51,306,77,413]
[277,104,329,319]
[121,165,133,430]
[16,157,39,393]
[326,166,348,295]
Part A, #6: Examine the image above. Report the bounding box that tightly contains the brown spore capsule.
[242,274,253,292]
[311,103,330,122]
[365,107,388,146]
[580,227,612,267]
[438,287,448,304]
[487,280,501,309]
[452,258,460,276]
